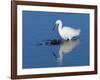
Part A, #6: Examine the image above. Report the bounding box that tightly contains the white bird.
[53,20,80,40]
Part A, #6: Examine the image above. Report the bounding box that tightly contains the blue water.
[22,11,90,69]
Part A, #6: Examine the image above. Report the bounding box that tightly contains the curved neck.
[58,22,63,31]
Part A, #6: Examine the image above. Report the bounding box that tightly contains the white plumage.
[54,20,80,40]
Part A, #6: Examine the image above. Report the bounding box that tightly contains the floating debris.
[50,39,62,45]
[35,38,79,46]
[36,39,62,46]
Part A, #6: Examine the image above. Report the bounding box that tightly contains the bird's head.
[55,20,62,26]
[52,20,62,31]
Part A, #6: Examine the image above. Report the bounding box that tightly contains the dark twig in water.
[50,39,62,45]
[36,39,62,46]
[35,37,79,46]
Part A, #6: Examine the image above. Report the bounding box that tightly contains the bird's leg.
[69,37,72,41]
[65,39,69,41]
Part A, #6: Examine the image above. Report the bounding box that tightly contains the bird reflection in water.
[56,39,80,65]
[36,39,80,66]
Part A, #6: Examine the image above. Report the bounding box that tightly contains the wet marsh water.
[22,11,90,69]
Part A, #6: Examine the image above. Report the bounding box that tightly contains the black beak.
[52,24,56,31]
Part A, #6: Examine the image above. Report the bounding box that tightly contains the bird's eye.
[56,24,59,27]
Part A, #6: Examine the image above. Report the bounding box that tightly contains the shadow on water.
[35,38,80,66]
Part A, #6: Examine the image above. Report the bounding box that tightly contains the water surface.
[22,11,90,69]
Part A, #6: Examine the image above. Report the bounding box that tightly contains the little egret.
[53,20,80,40]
